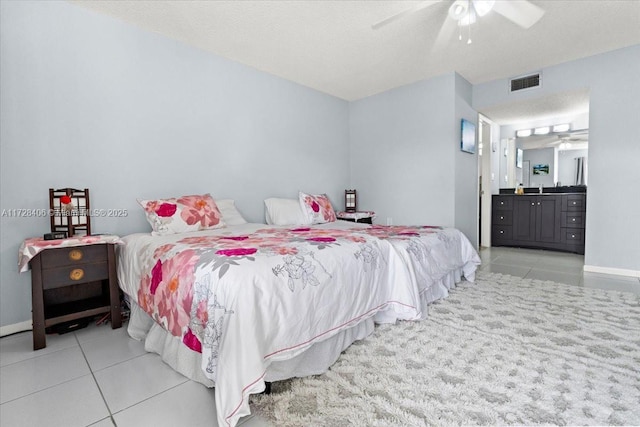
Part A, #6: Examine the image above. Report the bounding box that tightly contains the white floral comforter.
[359,225,481,301]
[118,224,421,427]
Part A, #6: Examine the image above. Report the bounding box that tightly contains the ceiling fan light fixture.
[458,11,477,26]
[449,0,469,21]
[472,0,495,17]
[559,141,573,151]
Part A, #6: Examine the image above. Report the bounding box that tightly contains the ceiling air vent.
[510,73,541,92]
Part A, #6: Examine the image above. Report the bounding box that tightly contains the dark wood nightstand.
[336,211,376,224]
[29,243,121,350]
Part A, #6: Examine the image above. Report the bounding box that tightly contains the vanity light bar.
[552,123,570,132]
[516,123,571,137]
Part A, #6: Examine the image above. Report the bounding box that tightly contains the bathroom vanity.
[492,187,586,254]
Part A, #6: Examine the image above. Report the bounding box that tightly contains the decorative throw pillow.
[298,192,337,224]
[138,193,225,235]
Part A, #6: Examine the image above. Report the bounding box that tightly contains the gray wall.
[0,1,349,328]
[474,45,640,272]
[454,74,479,247]
[349,74,457,229]
[557,149,588,187]
[349,72,478,245]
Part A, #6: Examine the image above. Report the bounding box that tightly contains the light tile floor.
[1,247,638,426]
[478,246,640,294]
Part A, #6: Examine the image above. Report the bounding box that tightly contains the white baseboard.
[583,265,640,278]
[0,320,32,337]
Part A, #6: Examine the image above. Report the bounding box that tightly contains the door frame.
[479,115,495,248]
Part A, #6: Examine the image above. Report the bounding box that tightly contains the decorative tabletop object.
[50,188,91,237]
[344,189,357,212]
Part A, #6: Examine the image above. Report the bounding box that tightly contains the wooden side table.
[336,211,376,224]
[29,243,121,350]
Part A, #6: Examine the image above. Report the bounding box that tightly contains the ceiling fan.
[547,130,589,150]
[372,0,545,45]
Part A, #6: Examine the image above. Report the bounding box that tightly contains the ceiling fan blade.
[431,16,457,52]
[372,0,443,30]
[492,0,545,29]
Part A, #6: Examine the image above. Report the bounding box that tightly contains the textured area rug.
[251,272,640,426]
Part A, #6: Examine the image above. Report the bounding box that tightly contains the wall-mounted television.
[460,119,476,154]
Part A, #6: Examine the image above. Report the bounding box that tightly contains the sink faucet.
[539,184,543,194]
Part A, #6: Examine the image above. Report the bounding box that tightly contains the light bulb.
[448,0,468,20]
[473,0,495,17]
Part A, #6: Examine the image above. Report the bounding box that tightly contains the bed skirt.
[126,264,475,387]
[127,302,375,387]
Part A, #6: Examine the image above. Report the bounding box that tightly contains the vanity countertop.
[499,186,586,195]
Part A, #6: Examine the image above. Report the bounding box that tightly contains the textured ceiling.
[480,88,591,125]
[71,0,640,122]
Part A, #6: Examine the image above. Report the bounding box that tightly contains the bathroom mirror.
[500,129,588,189]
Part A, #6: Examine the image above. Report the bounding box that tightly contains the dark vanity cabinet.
[513,195,561,243]
[492,193,585,254]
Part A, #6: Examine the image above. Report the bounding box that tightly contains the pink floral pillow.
[138,194,225,235]
[299,192,337,224]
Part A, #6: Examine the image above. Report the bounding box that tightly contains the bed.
[117,194,480,426]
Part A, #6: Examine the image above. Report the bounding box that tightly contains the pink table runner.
[19,234,122,273]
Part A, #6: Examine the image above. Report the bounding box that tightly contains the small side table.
[336,211,376,224]
[20,236,123,350]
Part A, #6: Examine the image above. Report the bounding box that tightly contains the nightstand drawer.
[41,245,107,269]
[41,262,109,290]
[492,210,513,225]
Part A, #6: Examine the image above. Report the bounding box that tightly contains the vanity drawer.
[41,245,107,269]
[493,196,513,211]
[561,228,585,244]
[562,194,586,212]
[492,226,513,241]
[492,210,513,225]
[561,211,585,228]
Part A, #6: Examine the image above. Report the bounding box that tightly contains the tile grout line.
[75,333,118,427]
[0,344,89,405]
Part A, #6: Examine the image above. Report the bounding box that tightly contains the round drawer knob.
[571,234,576,238]
[531,203,535,206]
[572,202,576,205]
[572,218,576,222]
[500,230,504,234]
[69,268,84,281]
[69,249,83,261]
[500,216,504,220]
